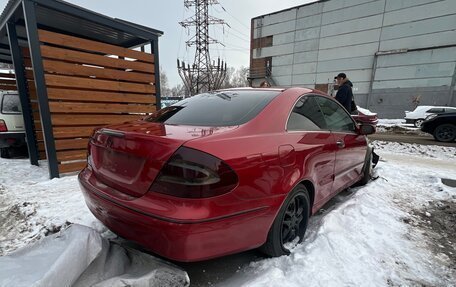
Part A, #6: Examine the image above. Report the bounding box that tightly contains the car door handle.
[336,140,345,148]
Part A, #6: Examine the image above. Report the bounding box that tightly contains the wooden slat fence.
[32,29,157,174]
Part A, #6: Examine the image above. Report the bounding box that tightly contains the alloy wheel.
[435,125,456,142]
[414,119,424,128]
[281,194,306,245]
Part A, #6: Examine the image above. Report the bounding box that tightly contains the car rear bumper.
[420,122,433,134]
[0,132,25,148]
[355,119,378,126]
[78,167,275,262]
[351,115,378,126]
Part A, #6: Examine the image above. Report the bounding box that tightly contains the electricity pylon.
[177,0,227,96]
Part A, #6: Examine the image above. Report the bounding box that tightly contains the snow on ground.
[1,141,455,286]
[219,144,456,287]
[377,119,406,127]
[373,140,456,160]
[376,119,423,135]
[0,160,104,255]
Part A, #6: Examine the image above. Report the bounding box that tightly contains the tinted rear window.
[1,94,21,114]
[146,90,280,126]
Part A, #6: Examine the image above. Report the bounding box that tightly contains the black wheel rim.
[281,195,306,245]
[436,126,455,141]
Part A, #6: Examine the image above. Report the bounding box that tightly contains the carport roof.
[0,0,163,63]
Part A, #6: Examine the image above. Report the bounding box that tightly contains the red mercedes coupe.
[79,87,376,262]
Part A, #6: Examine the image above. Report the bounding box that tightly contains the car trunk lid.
[88,121,237,197]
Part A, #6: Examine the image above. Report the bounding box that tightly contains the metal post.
[6,21,39,166]
[23,0,59,178]
[151,39,161,110]
[366,54,379,110]
[448,63,456,106]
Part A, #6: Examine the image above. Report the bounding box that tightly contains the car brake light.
[0,120,7,132]
[149,147,238,198]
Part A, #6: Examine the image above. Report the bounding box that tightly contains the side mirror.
[357,124,376,135]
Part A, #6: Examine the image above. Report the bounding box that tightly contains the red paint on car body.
[79,88,370,262]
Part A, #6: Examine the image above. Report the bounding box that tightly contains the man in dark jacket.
[334,73,353,112]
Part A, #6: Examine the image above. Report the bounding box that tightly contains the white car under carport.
[0,91,26,158]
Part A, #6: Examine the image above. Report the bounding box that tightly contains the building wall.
[251,0,456,118]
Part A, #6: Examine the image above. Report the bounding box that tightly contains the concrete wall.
[251,0,456,118]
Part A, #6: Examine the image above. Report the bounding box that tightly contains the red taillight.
[150,147,238,198]
[0,120,7,132]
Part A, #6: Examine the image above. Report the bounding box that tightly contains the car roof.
[416,105,452,109]
[217,86,322,96]
[0,91,18,95]
[217,87,286,92]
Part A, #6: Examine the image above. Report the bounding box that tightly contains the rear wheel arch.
[263,180,314,242]
[260,183,311,257]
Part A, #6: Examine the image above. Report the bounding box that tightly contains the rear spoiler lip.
[99,129,125,138]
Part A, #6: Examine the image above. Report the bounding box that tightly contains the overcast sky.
[1,0,317,87]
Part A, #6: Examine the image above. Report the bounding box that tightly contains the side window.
[314,96,355,132]
[1,94,22,114]
[287,96,327,131]
[427,108,444,113]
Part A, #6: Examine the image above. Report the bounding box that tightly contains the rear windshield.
[1,93,21,114]
[145,90,280,126]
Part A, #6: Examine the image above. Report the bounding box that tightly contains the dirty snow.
[377,119,406,127]
[0,160,102,255]
[0,141,455,286]
[373,140,456,160]
[376,119,427,134]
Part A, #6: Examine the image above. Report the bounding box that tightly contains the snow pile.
[375,119,421,134]
[373,140,456,160]
[377,119,405,127]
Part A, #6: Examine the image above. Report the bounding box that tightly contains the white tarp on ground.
[0,224,189,287]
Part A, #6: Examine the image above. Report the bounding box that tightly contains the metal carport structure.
[0,0,163,178]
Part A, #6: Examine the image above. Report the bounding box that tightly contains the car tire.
[0,148,10,159]
[260,185,310,257]
[357,151,372,186]
[414,119,424,128]
[433,124,456,142]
